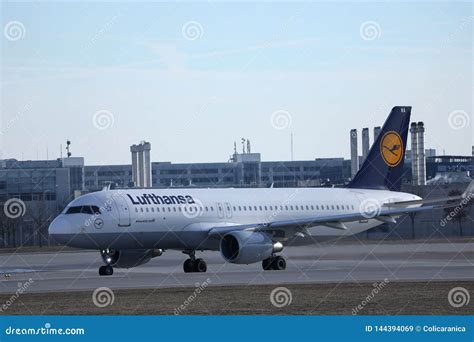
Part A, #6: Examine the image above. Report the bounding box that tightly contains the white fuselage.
[48,187,421,251]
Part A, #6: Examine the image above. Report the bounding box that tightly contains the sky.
[1,1,472,165]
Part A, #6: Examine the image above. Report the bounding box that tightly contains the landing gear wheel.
[272,256,286,270]
[183,259,194,273]
[194,258,207,273]
[262,258,273,270]
[262,256,286,271]
[99,265,114,276]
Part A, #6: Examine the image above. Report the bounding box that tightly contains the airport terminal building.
[0,149,473,247]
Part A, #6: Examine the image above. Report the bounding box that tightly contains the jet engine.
[100,249,162,268]
[220,230,283,264]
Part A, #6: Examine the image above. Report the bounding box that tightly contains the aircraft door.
[224,202,233,219]
[114,195,131,227]
[216,202,225,219]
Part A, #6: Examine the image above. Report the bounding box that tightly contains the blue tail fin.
[347,106,411,191]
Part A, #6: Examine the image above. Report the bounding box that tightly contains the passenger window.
[168,207,171,212]
[264,206,267,210]
[336,205,340,210]
[233,206,236,211]
[285,206,288,210]
[249,206,252,211]
[243,206,247,211]
[173,207,177,212]
[238,206,242,211]
[146,208,149,212]
[135,208,138,213]
[254,206,257,211]
[157,207,160,212]
[311,205,314,210]
[140,207,144,212]
[290,206,293,210]
[269,206,273,210]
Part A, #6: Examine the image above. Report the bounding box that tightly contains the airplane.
[48,106,473,276]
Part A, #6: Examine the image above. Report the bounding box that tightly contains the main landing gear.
[182,250,207,273]
[262,255,286,271]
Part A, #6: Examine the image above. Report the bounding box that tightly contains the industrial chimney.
[417,122,426,185]
[362,128,369,164]
[410,123,418,186]
[350,129,358,178]
[130,141,152,187]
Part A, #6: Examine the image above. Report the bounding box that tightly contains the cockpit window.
[91,206,101,214]
[81,206,93,214]
[66,205,101,215]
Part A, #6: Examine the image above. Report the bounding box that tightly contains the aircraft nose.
[48,216,73,240]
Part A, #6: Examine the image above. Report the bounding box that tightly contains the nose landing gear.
[98,265,114,276]
[182,250,207,273]
[98,249,116,276]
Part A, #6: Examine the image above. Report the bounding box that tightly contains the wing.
[208,180,474,238]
